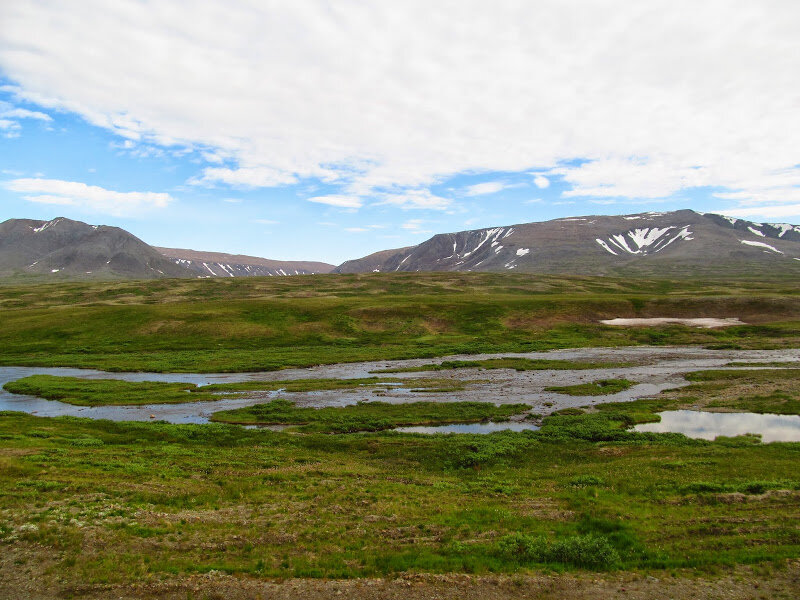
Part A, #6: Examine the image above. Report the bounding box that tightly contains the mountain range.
[335,209,800,276]
[2,210,799,279]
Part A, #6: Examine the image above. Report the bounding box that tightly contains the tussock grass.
[545,379,635,396]
[2,375,472,407]
[2,375,220,406]
[662,368,800,415]
[210,399,530,432]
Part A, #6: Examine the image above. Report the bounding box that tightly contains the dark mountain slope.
[0,217,192,279]
[333,246,414,274]
[156,247,335,277]
[336,210,800,276]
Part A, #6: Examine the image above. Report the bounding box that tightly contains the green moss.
[545,379,635,396]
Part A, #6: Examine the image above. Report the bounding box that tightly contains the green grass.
[545,379,635,396]
[2,375,472,408]
[372,357,627,373]
[1,272,799,372]
[0,409,798,585]
[1,375,224,406]
[209,399,531,432]
[672,369,800,415]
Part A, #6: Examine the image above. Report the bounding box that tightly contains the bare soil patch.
[2,559,798,600]
[600,318,744,328]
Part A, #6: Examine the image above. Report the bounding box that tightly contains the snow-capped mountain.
[335,210,800,275]
[156,247,334,277]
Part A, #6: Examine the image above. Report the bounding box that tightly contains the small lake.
[394,421,540,434]
[634,410,800,443]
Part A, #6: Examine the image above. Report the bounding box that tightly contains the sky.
[0,1,799,265]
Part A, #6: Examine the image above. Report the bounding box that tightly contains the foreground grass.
[0,409,798,585]
[545,379,636,396]
[210,399,530,432]
[1,272,800,372]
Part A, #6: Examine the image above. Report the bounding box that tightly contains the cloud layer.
[1,1,799,215]
[6,178,173,216]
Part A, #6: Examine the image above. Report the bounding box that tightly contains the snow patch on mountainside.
[595,225,693,256]
[770,223,800,237]
[33,219,61,233]
[436,227,515,267]
[595,239,618,255]
[741,240,783,254]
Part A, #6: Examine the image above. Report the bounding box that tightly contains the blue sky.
[1,2,799,264]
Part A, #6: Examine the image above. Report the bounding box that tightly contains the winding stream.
[1,346,798,424]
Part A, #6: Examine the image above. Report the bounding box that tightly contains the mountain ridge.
[335,209,800,276]
[0,217,190,279]
[155,247,334,277]
[3,210,800,280]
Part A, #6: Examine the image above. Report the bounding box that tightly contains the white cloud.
[401,219,425,230]
[307,194,363,208]
[345,227,367,232]
[400,219,431,234]
[533,175,550,189]
[0,2,799,209]
[0,101,51,136]
[0,106,51,121]
[375,189,451,210]
[464,181,508,196]
[193,166,297,188]
[5,178,173,216]
[722,204,800,219]
[254,218,278,224]
[524,198,543,204]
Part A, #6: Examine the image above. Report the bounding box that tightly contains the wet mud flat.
[1,346,798,424]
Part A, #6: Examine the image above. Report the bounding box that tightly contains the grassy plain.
[1,273,800,596]
[1,272,800,372]
[1,405,798,589]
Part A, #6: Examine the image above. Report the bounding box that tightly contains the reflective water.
[634,410,800,443]
[394,421,539,434]
[1,346,798,425]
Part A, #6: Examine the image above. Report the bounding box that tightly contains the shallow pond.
[394,421,540,434]
[634,410,800,443]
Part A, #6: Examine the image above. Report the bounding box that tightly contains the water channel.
[1,346,798,426]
